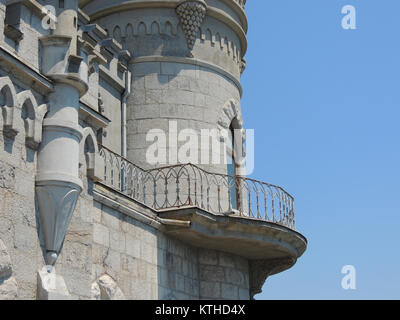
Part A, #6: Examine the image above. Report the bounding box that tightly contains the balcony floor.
[158,207,307,261]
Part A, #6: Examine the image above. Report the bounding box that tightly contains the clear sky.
[241,0,400,299]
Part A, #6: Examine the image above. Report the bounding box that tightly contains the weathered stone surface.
[0,162,15,189]
[199,265,224,282]
[37,267,70,300]
[13,223,37,253]
[221,283,238,300]
[91,281,101,300]
[198,249,218,265]
[225,268,246,286]
[103,248,121,273]
[0,277,18,300]
[93,223,110,247]
[199,281,220,299]
[219,252,235,268]
[97,274,125,300]
[0,239,12,279]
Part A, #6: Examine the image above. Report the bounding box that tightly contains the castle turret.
[0,0,306,300]
[83,0,247,175]
[78,0,306,300]
[36,0,88,266]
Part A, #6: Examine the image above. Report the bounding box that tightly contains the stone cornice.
[79,101,111,130]
[81,0,248,57]
[0,45,54,95]
[132,55,243,97]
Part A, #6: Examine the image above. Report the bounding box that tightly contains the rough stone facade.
[0,0,306,300]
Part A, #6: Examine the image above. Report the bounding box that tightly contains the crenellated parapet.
[79,0,247,79]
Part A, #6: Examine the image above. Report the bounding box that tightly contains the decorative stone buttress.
[35,0,88,266]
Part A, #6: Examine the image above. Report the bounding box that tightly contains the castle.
[0,0,307,300]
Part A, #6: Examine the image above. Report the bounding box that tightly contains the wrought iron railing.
[99,146,296,230]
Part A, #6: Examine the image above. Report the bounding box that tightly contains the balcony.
[99,146,296,229]
[97,146,307,294]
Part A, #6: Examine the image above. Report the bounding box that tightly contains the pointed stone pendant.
[176,0,207,57]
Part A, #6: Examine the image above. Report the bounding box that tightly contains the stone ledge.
[157,207,307,260]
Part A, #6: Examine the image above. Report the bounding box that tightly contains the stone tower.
[84,0,246,174]
[0,0,306,300]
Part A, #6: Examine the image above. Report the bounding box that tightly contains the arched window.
[226,117,241,210]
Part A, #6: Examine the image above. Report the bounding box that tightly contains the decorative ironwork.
[99,146,296,230]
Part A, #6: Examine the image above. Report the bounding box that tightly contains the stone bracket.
[249,257,296,299]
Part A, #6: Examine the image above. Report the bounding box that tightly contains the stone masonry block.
[221,283,239,300]
[93,223,109,247]
[198,249,218,265]
[0,239,12,279]
[125,234,141,259]
[199,265,224,282]
[145,74,169,90]
[200,281,220,299]
[0,162,15,190]
[13,223,37,253]
[133,62,161,76]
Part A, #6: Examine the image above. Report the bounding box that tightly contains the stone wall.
[91,197,250,300]
[198,249,249,300]
[127,60,242,174]
[0,72,43,299]
[0,1,254,300]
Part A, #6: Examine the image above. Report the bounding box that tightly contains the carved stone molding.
[79,126,104,182]
[217,98,244,132]
[240,58,246,74]
[176,0,207,56]
[249,257,296,299]
[0,76,48,148]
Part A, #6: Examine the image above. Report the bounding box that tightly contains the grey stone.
[91,281,101,300]
[0,239,12,279]
[13,224,37,252]
[125,234,141,259]
[103,249,121,273]
[199,265,224,282]
[225,268,246,286]
[97,274,126,300]
[219,252,235,268]
[221,283,238,299]
[37,267,70,300]
[198,249,218,265]
[93,223,109,247]
[0,162,15,189]
[0,277,18,300]
[199,281,220,299]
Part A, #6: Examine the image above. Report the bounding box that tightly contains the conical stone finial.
[176,0,207,56]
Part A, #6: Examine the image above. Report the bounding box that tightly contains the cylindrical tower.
[83,0,247,175]
[36,0,88,266]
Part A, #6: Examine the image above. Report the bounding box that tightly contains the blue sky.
[241,1,400,299]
